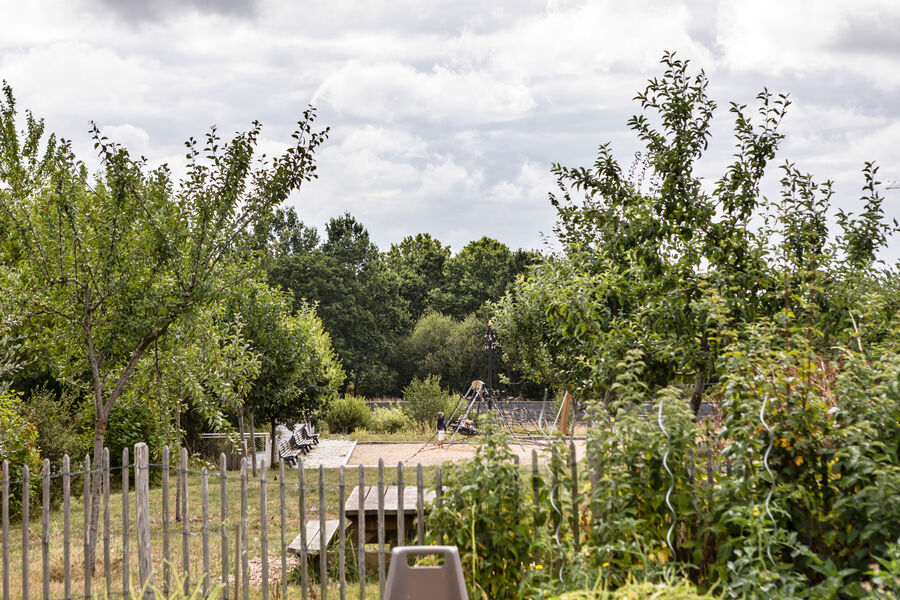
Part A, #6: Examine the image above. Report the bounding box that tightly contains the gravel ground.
[299,439,357,468]
[347,439,587,467]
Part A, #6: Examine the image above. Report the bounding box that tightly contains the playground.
[346,439,587,467]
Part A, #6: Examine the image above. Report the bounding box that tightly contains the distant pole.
[484,320,498,409]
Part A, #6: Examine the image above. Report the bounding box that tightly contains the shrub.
[426,420,539,599]
[0,391,41,515]
[370,406,414,433]
[21,385,90,469]
[402,375,453,431]
[324,395,371,434]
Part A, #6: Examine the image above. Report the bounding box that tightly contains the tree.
[496,53,898,415]
[383,233,450,321]
[428,237,537,320]
[268,213,410,395]
[225,279,343,463]
[406,311,485,393]
[0,82,328,568]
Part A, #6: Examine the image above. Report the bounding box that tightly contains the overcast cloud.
[3,0,899,259]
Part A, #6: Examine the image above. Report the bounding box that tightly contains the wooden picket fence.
[0,442,451,600]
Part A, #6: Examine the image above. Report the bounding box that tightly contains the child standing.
[436,411,446,448]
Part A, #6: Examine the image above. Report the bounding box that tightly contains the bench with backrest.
[278,439,303,467]
[295,422,319,445]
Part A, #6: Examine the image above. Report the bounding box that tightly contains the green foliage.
[20,385,89,468]
[268,212,410,396]
[101,398,175,468]
[0,390,41,515]
[383,233,450,321]
[552,580,717,599]
[427,422,540,599]
[227,279,344,429]
[428,237,537,321]
[369,406,414,434]
[323,395,371,434]
[402,375,453,430]
[406,311,484,392]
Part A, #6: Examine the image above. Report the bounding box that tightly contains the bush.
[324,395,371,434]
[82,396,174,467]
[427,421,538,599]
[0,391,41,515]
[370,406,414,433]
[21,385,90,469]
[402,375,453,431]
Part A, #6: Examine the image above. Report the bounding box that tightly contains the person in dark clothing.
[437,411,446,448]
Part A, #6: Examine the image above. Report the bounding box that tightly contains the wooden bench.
[295,423,319,446]
[277,440,303,467]
[288,519,344,557]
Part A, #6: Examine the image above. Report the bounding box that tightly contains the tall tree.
[225,279,343,462]
[428,237,537,320]
[268,213,410,395]
[383,233,450,321]
[0,83,328,567]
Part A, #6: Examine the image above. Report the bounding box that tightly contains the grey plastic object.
[384,545,469,600]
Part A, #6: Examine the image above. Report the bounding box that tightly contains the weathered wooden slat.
[135,443,153,598]
[63,455,71,600]
[570,441,580,550]
[104,447,111,596]
[202,467,210,596]
[397,462,404,546]
[338,466,346,600]
[279,459,287,593]
[588,448,601,530]
[21,465,29,600]
[318,465,327,600]
[261,463,269,600]
[298,465,308,600]
[287,519,346,555]
[182,447,190,595]
[377,459,385,600]
[220,453,228,599]
[416,464,424,545]
[22,465,29,600]
[435,467,442,546]
[122,447,130,597]
[358,465,366,600]
[234,524,241,600]
[249,413,257,478]
[83,453,90,599]
[162,445,170,594]
[2,460,8,600]
[241,458,249,600]
[532,449,539,537]
[42,459,50,600]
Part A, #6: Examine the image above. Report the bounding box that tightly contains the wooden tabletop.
[344,485,436,516]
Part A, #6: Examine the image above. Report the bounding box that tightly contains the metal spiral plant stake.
[760,395,777,566]
[657,397,676,561]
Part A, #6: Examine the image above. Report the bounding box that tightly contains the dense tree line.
[260,207,539,396]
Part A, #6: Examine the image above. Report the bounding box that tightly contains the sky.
[2,0,899,259]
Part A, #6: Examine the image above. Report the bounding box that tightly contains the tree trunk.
[690,371,706,418]
[249,412,257,477]
[87,417,107,573]
[270,422,278,469]
[237,407,246,462]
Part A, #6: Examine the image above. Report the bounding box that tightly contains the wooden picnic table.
[345,485,436,543]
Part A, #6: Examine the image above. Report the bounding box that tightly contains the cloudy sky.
[3,0,899,259]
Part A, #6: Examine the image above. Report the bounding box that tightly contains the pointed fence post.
[135,443,153,599]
